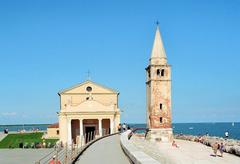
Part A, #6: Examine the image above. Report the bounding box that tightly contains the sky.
[0,0,240,124]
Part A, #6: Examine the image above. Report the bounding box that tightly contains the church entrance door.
[85,126,95,143]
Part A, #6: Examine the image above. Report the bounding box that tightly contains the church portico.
[58,80,121,147]
[62,114,117,146]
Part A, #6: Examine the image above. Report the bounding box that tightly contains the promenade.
[75,134,130,164]
[131,135,240,164]
[0,148,54,164]
[0,133,7,142]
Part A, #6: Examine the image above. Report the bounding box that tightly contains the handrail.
[128,127,150,140]
[36,129,113,164]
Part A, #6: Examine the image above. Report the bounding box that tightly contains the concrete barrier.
[120,130,160,164]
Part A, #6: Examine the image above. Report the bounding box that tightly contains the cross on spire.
[150,21,167,64]
[87,70,91,80]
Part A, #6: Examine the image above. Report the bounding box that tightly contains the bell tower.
[146,25,173,142]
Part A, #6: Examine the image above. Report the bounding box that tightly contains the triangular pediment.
[67,99,114,112]
[59,80,118,95]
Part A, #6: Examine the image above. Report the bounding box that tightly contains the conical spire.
[150,25,167,64]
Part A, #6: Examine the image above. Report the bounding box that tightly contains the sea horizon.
[1,121,239,126]
[1,122,240,140]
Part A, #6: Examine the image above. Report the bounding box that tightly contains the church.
[56,80,121,146]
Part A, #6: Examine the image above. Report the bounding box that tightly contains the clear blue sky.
[0,0,240,124]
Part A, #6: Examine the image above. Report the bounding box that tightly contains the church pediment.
[66,99,115,112]
[58,80,118,95]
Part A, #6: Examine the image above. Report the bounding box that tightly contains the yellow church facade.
[58,80,120,146]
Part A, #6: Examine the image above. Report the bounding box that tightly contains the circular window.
[86,86,92,92]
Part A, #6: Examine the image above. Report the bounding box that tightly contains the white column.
[67,118,72,146]
[79,119,83,136]
[110,118,114,134]
[79,119,84,146]
[98,119,102,137]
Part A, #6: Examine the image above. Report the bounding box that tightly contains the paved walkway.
[0,148,54,164]
[0,133,7,142]
[76,134,130,164]
[131,135,240,164]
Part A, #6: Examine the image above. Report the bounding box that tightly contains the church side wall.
[59,115,67,145]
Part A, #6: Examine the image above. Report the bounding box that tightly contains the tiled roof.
[48,123,59,128]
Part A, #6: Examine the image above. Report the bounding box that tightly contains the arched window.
[157,69,160,76]
[160,117,163,123]
[161,69,165,76]
[160,103,163,110]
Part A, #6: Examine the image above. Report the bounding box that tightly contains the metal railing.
[35,129,111,164]
[128,128,149,140]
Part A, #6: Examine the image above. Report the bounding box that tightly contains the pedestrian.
[224,131,229,139]
[3,128,5,134]
[117,123,121,132]
[172,140,179,148]
[122,123,127,131]
[212,142,218,157]
[219,143,224,157]
[49,155,61,164]
[4,128,8,134]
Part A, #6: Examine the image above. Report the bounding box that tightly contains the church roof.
[48,123,59,128]
[151,25,167,59]
[58,80,119,95]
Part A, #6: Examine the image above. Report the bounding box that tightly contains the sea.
[0,122,239,140]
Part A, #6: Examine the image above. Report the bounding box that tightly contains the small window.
[86,97,90,100]
[57,130,59,135]
[157,69,160,76]
[148,70,151,78]
[86,86,92,92]
[160,104,162,110]
[160,117,163,123]
[161,69,164,76]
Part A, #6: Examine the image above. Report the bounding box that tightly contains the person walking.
[225,131,229,139]
[117,123,121,132]
[219,143,224,157]
[212,142,219,157]
[122,123,127,131]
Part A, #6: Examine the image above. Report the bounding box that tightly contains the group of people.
[212,142,225,157]
[117,123,129,132]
